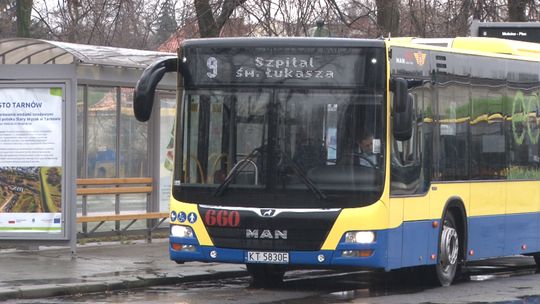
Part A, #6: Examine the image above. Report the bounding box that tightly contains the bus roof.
[182,37,385,49]
[388,37,540,59]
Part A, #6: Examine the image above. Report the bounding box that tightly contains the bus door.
[389,47,433,267]
[390,78,433,267]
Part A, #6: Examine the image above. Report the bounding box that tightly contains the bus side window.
[391,85,431,195]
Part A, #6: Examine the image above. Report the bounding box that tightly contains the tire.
[246,264,285,287]
[434,212,460,286]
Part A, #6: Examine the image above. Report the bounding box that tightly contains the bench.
[76,177,153,195]
[76,178,169,239]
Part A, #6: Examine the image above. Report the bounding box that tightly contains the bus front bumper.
[169,230,390,269]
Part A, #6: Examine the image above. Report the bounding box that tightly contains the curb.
[0,270,248,301]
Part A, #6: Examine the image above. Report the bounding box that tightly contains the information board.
[472,21,540,43]
[0,87,63,235]
[479,26,540,43]
[184,47,385,88]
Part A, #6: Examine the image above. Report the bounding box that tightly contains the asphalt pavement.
[0,239,247,301]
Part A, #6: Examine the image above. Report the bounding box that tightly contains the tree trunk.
[194,0,246,38]
[375,0,400,37]
[194,0,219,38]
[508,0,527,21]
[455,0,473,36]
[16,0,32,37]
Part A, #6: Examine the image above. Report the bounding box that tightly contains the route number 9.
[207,57,218,78]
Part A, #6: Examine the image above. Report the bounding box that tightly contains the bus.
[133,37,540,286]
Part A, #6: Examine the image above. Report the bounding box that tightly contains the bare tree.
[194,0,247,37]
[508,0,528,21]
[16,0,33,37]
[375,0,399,36]
[34,0,163,49]
[16,0,540,52]
[241,0,333,37]
[0,0,16,38]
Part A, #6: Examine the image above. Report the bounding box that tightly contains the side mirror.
[393,93,413,141]
[133,56,178,122]
[391,78,413,141]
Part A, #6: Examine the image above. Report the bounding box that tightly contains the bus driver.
[345,133,378,167]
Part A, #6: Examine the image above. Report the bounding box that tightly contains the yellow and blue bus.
[134,37,540,286]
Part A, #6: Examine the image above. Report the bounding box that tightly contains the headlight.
[171,225,194,238]
[345,231,376,244]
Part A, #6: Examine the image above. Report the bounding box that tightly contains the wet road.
[8,256,540,304]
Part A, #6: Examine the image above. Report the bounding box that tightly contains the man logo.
[260,209,276,217]
[414,51,426,66]
[246,229,288,239]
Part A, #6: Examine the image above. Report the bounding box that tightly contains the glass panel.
[506,60,540,180]
[159,92,176,212]
[183,95,200,183]
[176,88,386,208]
[120,194,147,213]
[77,85,85,178]
[85,195,116,214]
[470,57,506,180]
[434,54,470,181]
[278,90,384,192]
[76,195,83,216]
[120,87,147,178]
[182,91,270,186]
[391,83,432,194]
[87,86,117,178]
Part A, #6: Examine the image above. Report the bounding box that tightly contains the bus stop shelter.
[0,38,177,251]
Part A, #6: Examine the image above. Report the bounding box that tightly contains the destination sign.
[479,26,540,43]
[183,47,385,88]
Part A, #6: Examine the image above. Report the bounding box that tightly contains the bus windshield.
[174,88,385,208]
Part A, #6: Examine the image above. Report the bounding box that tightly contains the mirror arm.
[134,56,178,122]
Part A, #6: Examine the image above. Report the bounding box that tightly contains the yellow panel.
[388,37,540,61]
[470,181,506,217]
[170,199,213,246]
[428,183,470,220]
[402,194,429,221]
[452,37,540,59]
[321,200,389,250]
[388,197,404,227]
[507,181,540,214]
[451,37,515,56]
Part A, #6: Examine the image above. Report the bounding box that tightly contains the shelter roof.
[0,38,172,68]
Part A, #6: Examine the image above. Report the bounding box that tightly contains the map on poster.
[0,88,63,234]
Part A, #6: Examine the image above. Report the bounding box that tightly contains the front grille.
[199,206,340,251]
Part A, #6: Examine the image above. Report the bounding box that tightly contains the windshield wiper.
[277,149,326,200]
[213,146,263,197]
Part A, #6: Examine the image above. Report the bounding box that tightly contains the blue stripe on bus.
[467,212,539,260]
[400,220,439,268]
[170,212,540,270]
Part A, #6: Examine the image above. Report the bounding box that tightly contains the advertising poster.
[159,95,176,212]
[0,88,63,234]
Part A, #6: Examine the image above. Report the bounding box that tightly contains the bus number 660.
[204,210,240,227]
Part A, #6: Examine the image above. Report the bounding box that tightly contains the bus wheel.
[246,264,285,287]
[435,212,460,286]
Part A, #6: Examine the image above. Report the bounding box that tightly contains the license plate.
[246,251,289,264]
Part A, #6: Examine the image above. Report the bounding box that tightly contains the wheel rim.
[440,223,459,272]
